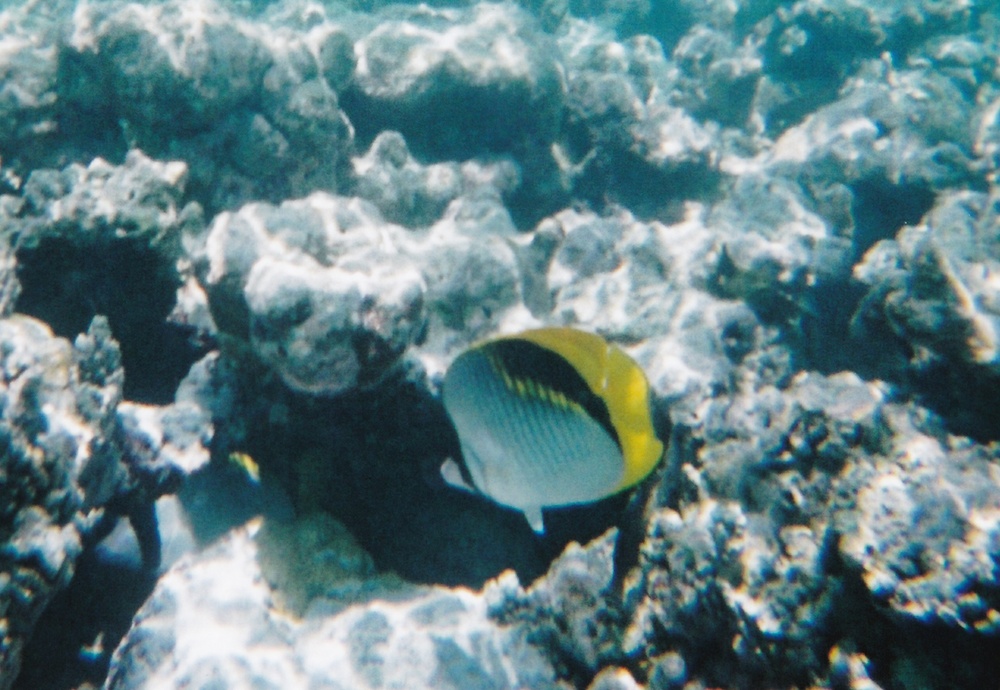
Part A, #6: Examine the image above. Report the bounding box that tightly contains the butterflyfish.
[440,327,664,533]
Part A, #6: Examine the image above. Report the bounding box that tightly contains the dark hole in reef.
[341,80,547,163]
[55,47,129,169]
[15,236,210,404]
[12,544,157,690]
[576,153,722,221]
[235,372,627,590]
[908,359,1000,444]
[786,276,885,376]
[850,178,936,261]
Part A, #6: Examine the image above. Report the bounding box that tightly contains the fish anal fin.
[441,458,475,493]
[523,506,545,534]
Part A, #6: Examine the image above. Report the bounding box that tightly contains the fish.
[440,327,664,533]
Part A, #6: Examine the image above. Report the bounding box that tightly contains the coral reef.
[0,315,175,690]
[0,0,998,688]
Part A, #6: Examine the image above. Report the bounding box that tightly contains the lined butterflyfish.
[441,327,664,534]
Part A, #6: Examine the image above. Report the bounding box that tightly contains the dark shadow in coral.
[575,154,723,222]
[341,79,557,165]
[233,369,633,589]
[791,277,1000,443]
[850,177,935,261]
[906,359,1000,443]
[757,7,884,135]
[765,177,1000,441]
[787,276,890,378]
[12,540,157,690]
[15,236,210,404]
[792,183,1000,440]
[828,549,1000,690]
[54,44,129,170]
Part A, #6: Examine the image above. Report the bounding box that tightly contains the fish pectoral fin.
[523,506,545,534]
[440,458,476,493]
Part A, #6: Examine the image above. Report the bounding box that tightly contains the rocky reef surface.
[1,0,1000,688]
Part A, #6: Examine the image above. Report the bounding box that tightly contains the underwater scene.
[1,0,1000,688]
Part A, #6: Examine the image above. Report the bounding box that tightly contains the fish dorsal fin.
[440,458,475,493]
[523,506,545,534]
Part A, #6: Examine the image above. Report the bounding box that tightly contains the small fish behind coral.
[441,327,664,533]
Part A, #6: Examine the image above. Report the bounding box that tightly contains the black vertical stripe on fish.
[483,338,620,449]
